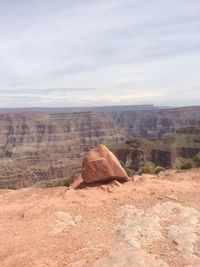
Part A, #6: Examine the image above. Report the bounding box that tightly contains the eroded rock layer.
[111,106,200,138]
[0,112,123,188]
[0,106,200,188]
[111,124,200,170]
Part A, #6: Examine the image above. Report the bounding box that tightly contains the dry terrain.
[0,169,200,267]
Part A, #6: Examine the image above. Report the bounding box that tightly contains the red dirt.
[0,169,200,267]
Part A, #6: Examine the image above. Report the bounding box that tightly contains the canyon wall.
[0,112,123,188]
[111,106,200,138]
[0,106,200,188]
[110,124,200,171]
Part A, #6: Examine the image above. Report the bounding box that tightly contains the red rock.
[82,144,129,184]
[70,174,83,189]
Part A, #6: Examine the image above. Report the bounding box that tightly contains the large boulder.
[82,144,129,184]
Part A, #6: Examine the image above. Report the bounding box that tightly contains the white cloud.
[0,0,199,107]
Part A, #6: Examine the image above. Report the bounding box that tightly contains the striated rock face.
[0,105,200,188]
[111,106,200,138]
[82,144,129,183]
[111,124,200,170]
[0,112,124,188]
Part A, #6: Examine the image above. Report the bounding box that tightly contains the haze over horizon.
[0,0,200,108]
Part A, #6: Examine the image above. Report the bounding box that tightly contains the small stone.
[74,215,83,224]
[110,180,122,187]
[107,187,113,193]
[100,185,107,191]
[68,259,87,267]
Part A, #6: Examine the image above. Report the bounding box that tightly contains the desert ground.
[0,169,200,267]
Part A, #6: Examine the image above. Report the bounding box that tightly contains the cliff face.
[1,106,200,188]
[0,112,123,188]
[110,124,200,170]
[110,106,200,170]
[111,106,200,138]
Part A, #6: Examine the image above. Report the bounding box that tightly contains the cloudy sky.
[0,0,200,107]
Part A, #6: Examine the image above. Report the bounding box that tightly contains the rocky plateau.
[0,168,200,266]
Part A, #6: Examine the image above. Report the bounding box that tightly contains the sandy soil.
[0,169,200,267]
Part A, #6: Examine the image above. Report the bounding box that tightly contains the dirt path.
[0,169,200,267]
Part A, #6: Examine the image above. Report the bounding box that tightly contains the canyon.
[0,105,200,188]
[111,124,200,171]
[0,112,123,188]
[0,106,200,267]
[111,106,200,138]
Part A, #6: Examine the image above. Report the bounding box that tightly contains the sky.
[0,0,200,108]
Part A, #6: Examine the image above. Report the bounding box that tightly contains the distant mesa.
[0,104,157,114]
[82,144,129,184]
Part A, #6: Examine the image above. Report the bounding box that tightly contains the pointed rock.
[82,144,129,184]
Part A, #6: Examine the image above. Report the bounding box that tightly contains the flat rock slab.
[93,201,200,267]
[93,247,169,267]
[49,211,82,236]
[68,259,87,267]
